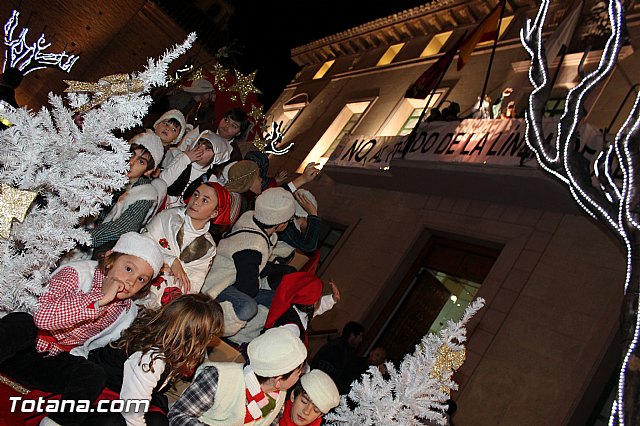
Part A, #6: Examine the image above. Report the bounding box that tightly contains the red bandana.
[264,272,323,330]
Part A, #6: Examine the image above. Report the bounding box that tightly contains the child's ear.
[143,168,156,178]
[209,207,219,220]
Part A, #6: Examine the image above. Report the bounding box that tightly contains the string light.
[521,0,636,424]
[3,10,79,74]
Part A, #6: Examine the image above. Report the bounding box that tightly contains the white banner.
[327,118,605,171]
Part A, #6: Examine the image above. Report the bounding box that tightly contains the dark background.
[225,0,425,108]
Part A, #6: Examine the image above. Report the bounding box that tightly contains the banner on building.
[326,118,605,171]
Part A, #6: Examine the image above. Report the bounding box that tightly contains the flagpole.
[479,0,507,117]
[548,45,568,96]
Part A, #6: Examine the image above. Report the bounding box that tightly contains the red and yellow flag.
[457,0,506,71]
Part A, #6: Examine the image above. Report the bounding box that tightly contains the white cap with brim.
[300,369,340,413]
[254,188,296,227]
[130,130,164,169]
[294,189,317,218]
[247,328,307,377]
[112,232,164,277]
[182,78,214,94]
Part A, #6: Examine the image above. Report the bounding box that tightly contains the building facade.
[266,0,640,424]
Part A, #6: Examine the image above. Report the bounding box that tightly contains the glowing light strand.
[521,1,640,424]
[3,10,79,75]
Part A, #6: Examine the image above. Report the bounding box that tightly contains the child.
[90,130,165,256]
[278,369,340,426]
[202,187,296,336]
[0,232,163,425]
[141,182,231,308]
[154,109,187,148]
[168,327,307,425]
[217,107,251,162]
[160,130,231,210]
[87,293,224,426]
[264,272,340,345]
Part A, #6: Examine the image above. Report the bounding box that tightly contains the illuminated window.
[378,91,445,136]
[301,100,372,169]
[421,31,453,57]
[313,60,335,79]
[376,43,405,66]
[478,15,514,47]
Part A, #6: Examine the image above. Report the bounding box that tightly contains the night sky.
[225,0,426,109]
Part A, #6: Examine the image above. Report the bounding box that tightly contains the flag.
[457,0,506,71]
[405,36,463,99]
[544,0,583,64]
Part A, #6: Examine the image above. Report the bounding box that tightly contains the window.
[421,31,453,57]
[313,60,335,79]
[300,100,372,169]
[544,98,566,117]
[478,15,514,47]
[378,91,444,136]
[317,222,347,268]
[274,93,308,134]
[377,43,405,66]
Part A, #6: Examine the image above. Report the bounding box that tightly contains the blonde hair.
[117,293,223,383]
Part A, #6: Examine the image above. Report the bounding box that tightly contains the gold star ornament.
[211,63,228,90]
[0,184,37,239]
[228,70,262,105]
[249,104,264,122]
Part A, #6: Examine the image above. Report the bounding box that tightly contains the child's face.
[249,173,262,195]
[194,139,215,167]
[290,391,323,425]
[218,116,242,140]
[187,184,219,224]
[276,365,303,392]
[128,148,153,179]
[107,254,154,299]
[155,120,180,145]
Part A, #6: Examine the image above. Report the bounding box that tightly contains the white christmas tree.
[326,297,484,426]
[0,33,196,313]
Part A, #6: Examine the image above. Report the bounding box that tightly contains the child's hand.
[171,259,191,293]
[275,170,290,185]
[301,162,321,184]
[294,190,318,216]
[99,276,125,307]
[329,279,341,303]
[184,145,204,163]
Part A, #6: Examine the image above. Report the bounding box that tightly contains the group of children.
[0,104,344,426]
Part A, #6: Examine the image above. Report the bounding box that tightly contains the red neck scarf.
[279,399,322,426]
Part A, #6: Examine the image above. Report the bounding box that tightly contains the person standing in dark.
[311,321,365,394]
[0,67,23,108]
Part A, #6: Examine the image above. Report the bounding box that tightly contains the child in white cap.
[278,369,340,426]
[168,327,308,425]
[0,232,164,425]
[89,130,165,256]
[201,187,296,336]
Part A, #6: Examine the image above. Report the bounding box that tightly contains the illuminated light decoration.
[521,0,640,424]
[228,69,261,105]
[3,10,79,75]
[252,121,293,156]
